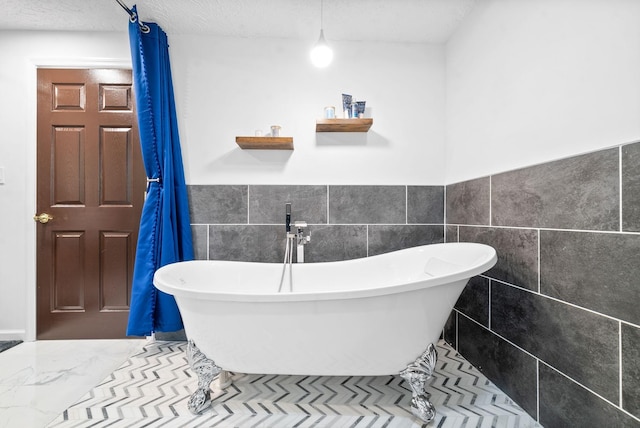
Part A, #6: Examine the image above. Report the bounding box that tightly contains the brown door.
[36,68,145,339]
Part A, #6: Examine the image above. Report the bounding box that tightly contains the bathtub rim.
[153,242,497,303]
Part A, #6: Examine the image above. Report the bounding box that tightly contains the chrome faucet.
[282,203,310,263]
[294,221,310,263]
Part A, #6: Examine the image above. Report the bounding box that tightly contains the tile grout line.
[366,225,369,257]
[326,185,330,225]
[455,310,459,351]
[619,147,623,233]
[537,229,541,294]
[405,185,408,225]
[444,223,640,235]
[443,185,447,237]
[483,274,640,329]
[619,321,623,408]
[536,359,540,423]
[488,279,492,331]
[488,176,492,227]
[247,185,251,224]
[206,224,210,260]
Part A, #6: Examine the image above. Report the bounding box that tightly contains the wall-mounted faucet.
[282,203,310,263]
[294,221,311,263]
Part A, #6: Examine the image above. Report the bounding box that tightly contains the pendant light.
[310,0,333,68]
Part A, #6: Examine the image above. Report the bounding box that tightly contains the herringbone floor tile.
[48,341,540,427]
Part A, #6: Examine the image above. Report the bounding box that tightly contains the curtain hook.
[115,0,151,33]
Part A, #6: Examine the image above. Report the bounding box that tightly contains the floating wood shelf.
[316,118,373,132]
[235,136,294,150]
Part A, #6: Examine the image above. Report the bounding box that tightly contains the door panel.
[52,126,85,205]
[37,68,145,339]
[100,231,133,311]
[100,127,135,205]
[52,231,85,311]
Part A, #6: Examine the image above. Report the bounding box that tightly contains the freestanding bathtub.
[153,242,497,422]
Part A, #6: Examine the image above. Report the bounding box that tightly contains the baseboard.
[0,330,26,341]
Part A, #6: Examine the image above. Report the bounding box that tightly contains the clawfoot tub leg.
[186,340,221,414]
[400,343,438,423]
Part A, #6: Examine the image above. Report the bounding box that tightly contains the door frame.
[26,57,132,341]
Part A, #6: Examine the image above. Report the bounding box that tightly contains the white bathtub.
[154,242,497,420]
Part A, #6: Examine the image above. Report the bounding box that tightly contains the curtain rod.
[115,0,150,33]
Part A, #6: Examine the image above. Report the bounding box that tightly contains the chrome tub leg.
[400,343,438,423]
[186,340,221,414]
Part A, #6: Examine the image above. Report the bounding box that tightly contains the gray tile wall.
[445,142,640,427]
[188,185,444,263]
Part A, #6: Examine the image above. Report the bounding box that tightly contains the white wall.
[445,0,640,184]
[0,31,445,340]
[169,36,445,185]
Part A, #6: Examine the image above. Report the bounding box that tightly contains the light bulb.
[310,30,333,68]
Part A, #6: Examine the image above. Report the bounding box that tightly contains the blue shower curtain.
[126,6,194,336]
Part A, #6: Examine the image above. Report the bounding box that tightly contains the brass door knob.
[33,213,54,224]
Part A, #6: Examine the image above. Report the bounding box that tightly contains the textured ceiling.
[0,0,477,43]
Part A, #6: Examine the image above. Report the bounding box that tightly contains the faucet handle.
[294,221,307,229]
[285,203,292,232]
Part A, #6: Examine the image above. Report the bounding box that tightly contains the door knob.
[33,213,54,224]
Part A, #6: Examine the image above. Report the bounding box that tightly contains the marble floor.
[0,339,541,428]
[0,339,145,428]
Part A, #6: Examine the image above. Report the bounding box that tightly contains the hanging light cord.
[320,0,324,30]
[115,0,150,33]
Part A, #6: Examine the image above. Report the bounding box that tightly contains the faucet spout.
[285,203,291,233]
[294,221,310,263]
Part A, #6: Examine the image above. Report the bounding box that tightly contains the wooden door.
[36,68,145,339]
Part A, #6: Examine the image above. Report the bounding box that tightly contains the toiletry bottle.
[351,98,358,119]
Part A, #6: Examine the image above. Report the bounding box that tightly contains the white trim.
[30,57,131,69]
[0,330,26,341]
[26,56,131,341]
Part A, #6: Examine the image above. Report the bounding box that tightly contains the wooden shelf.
[235,136,294,150]
[316,118,373,132]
